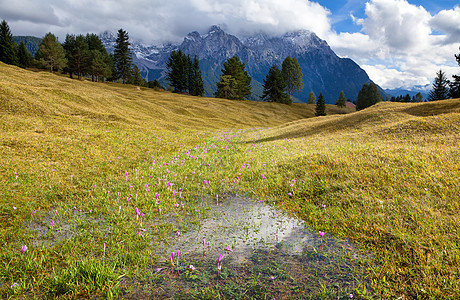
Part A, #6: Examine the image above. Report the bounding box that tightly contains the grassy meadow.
[1,62,459,299]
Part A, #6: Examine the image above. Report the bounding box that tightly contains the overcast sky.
[1,0,459,90]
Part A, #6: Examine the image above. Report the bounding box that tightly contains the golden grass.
[1,61,459,298]
[250,99,460,298]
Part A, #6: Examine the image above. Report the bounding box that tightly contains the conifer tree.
[113,29,132,83]
[307,91,316,104]
[0,20,17,65]
[69,35,89,79]
[315,92,326,116]
[128,65,145,86]
[428,70,449,101]
[216,75,237,99]
[356,82,382,110]
[282,56,303,99]
[86,34,112,82]
[166,49,188,92]
[414,92,423,102]
[336,90,347,107]
[190,55,204,96]
[63,34,76,78]
[449,47,460,99]
[216,56,251,100]
[36,33,67,72]
[17,41,32,68]
[261,64,290,104]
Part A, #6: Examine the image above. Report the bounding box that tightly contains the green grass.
[1,62,459,298]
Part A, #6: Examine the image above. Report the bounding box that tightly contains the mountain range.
[15,27,429,103]
[100,26,373,103]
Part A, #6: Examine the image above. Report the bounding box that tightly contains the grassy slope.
[1,62,459,298]
[0,62,347,207]
[252,101,460,298]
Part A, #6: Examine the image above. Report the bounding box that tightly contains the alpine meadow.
[1,59,460,298]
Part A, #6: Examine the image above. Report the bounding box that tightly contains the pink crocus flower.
[170,252,175,266]
[217,253,225,275]
[32,210,37,215]
[188,265,196,272]
[50,220,55,226]
[176,231,181,237]
[319,231,325,243]
[225,246,233,253]
[218,253,225,263]
[21,245,27,253]
[135,207,140,217]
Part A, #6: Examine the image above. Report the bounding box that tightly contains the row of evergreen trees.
[390,93,423,103]
[0,20,155,87]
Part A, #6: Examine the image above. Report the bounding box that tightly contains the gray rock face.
[101,26,373,103]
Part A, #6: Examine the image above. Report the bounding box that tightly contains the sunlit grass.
[1,62,459,298]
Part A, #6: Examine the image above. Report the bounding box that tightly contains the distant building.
[345,101,356,108]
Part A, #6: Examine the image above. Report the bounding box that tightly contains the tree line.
[0,20,162,89]
[390,93,423,103]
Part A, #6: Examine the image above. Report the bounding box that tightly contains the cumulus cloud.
[0,0,332,43]
[430,6,460,44]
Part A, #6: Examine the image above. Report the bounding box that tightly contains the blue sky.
[0,0,459,90]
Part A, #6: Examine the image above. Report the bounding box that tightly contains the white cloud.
[430,6,460,44]
[362,64,428,90]
[0,0,332,43]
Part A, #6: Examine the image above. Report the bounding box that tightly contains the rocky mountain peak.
[100,26,372,103]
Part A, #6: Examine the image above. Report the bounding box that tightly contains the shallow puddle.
[142,194,371,298]
[164,194,357,262]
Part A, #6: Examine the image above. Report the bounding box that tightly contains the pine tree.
[128,65,145,86]
[113,29,132,84]
[36,33,67,72]
[86,34,112,82]
[261,65,290,104]
[428,70,449,101]
[307,91,316,104]
[63,34,76,78]
[166,50,188,92]
[70,35,89,79]
[216,56,251,100]
[449,47,460,99]
[216,75,238,99]
[315,92,326,116]
[17,41,32,68]
[356,82,382,110]
[190,55,204,96]
[336,91,346,107]
[281,56,303,99]
[414,92,423,102]
[0,20,17,65]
